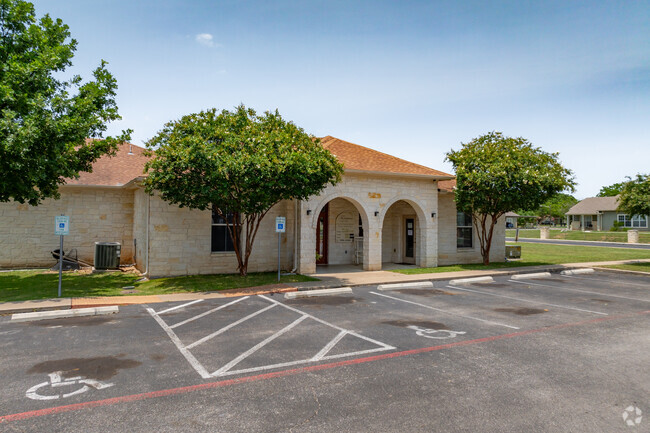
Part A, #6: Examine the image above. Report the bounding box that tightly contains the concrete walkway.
[1,259,648,315]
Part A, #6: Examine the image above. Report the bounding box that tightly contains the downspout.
[291,200,299,273]
[139,193,151,280]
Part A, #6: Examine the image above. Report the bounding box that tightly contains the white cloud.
[195,33,216,47]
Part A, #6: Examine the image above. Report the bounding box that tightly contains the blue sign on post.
[275,217,286,233]
[55,216,69,236]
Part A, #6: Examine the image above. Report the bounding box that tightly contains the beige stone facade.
[0,187,134,268]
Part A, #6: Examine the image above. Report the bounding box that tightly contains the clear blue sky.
[33,0,650,199]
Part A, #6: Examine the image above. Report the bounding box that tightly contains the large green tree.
[144,105,344,276]
[0,0,130,205]
[529,193,577,220]
[446,132,575,265]
[618,174,650,217]
[597,181,625,197]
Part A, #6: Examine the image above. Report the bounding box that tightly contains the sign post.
[275,217,286,282]
[54,215,69,297]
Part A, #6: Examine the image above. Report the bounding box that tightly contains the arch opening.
[381,200,424,267]
[313,197,368,267]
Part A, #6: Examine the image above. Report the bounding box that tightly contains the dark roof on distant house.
[565,196,620,215]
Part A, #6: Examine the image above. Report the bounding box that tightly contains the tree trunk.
[474,213,499,265]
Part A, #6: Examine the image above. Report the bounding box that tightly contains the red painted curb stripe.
[2,309,648,424]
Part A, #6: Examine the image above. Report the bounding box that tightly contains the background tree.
[597,181,626,197]
[0,0,130,205]
[446,132,575,265]
[618,174,650,217]
[532,193,578,222]
[144,105,344,276]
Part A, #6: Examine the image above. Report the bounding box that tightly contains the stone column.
[540,226,550,240]
[364,218,382,271]
[628,230,639,244]
[297,208,316,274]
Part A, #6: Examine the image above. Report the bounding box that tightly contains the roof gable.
[566,196,620,215]
[320,136,453,178]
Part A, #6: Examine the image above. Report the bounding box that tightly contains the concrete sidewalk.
[1,259,648,315]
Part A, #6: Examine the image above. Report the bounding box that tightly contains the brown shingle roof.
[64,141,149,187]
[438,179,456,192]
[65,135,454,187]
[320,136,453,178]
[566,196,620,215]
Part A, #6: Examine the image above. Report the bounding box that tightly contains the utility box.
[94,242,121,270]
[505,245,521,259]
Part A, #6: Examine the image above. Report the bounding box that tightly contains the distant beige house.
[0,137,506,277]
[565,195,649,231]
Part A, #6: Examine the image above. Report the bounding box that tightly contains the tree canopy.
[618,174,650,217]
[518,193,577,220]
[597,182,625,197]
[446,131,575,264]
[0,0,130,205]
[143,105,344,276]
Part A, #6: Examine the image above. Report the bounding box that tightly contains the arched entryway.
[381,200,425,267]
[314,197,368,267]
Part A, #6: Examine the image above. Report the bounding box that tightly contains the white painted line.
[511,272,552,280]
[449,276,494,285]
[561,273,650,288]
[146,308,211,379]
[377,281,434,291]
[156,299,204,315]
[259,295,395,350]
[369,291,519,329]
[11,306,118,323]
[311,330,348,361]
[560,268,595,275]
[170,297,249,329]
[284,287,352,299]
[185,304,276,350]
[211,315,309,376]
[446,285,608,316]
[509,279,650,303]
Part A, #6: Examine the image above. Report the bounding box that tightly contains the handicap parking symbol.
[26,372,114,401]
[407,325,466,339]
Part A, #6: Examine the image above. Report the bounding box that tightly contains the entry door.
[404,217,415,264]
[316,204,329,264]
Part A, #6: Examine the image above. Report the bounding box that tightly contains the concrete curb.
[511,272,552,280]
[11,306,119,323]
[561,268,595,276]
[449,276,494,285]
[377,281,434,291]
[284,287,352,299]
[592,266,650,276]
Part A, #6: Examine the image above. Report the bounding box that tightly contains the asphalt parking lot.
[0,269,648,432]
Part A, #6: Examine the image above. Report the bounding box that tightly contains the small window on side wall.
[457,211,473,248]
[211,206,239,252]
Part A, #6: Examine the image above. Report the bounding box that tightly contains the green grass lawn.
[392,242,650,275]
[0,270,317,303]
[600,263,650,273]
[506,228,650,243]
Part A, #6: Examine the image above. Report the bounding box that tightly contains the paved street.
[0,270,648,432]
[506,237,650,249]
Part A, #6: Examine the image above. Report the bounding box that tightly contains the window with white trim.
[211,207,239,252]
[617,214,648,228]
[457,211,473,248]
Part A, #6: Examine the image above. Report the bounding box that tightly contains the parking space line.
[212,315,309,377]
[186,304,276,350]
[146,308,212,379]
[369,291,519,329]
[311,330,347,361]
[561,274,650,288]
[446,285,608,315]
[509,279,650,302]
[170,297,249,329]
[259,295,395,350]
[156,299,204,315]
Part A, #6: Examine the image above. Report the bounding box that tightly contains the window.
[457,212,473,248]
[211,207,239,252]
[618,214,648,228]
[358,214,364,237]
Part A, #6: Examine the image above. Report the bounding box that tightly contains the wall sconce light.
[431,212,436,218]
[306,209,312,215]
[374,211,379,217]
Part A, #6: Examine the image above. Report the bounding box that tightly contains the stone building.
[0,137,505,276]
